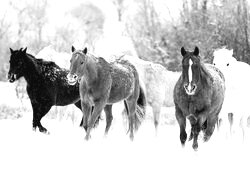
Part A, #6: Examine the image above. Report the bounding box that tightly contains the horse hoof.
[181,142,186,148]
[189,132,194,141]
[85,134,91,140]
[180,132,187,144]
[129,134,134,141]
[192,143,198,150]
[83,125,88,132]
[39,127,49,135]
[203,135,211,142]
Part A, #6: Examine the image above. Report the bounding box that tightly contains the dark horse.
[8,47,87,134]
[67,46,147,140]
[174,47,225,150]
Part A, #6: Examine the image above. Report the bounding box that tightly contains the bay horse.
[8,47,89,134]
[67,46,147,140]
[174,47,225,150]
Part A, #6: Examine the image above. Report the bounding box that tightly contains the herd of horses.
[7,45,249,150]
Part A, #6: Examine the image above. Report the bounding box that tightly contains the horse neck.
[84,55,99,83]
[22,55,41,84]
[199,63,213,86]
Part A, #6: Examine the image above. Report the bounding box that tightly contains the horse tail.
[133,83,147,131]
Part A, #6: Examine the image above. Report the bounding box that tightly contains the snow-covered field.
[1,82,250,180]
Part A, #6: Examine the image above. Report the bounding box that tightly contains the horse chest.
[180,95,209,116]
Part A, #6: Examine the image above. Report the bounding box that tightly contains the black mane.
[26,53,60,69]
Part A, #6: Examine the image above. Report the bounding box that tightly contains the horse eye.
[81,61,84,64]
[226,63,229,66]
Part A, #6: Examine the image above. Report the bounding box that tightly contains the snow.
[0,105,250,180]
[1,82,250,180]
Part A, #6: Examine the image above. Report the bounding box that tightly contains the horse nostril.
[192,84,196,91]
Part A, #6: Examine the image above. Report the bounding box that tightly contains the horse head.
[181,46,202,96]
[213,48,236,72]
[67,46,88,85]
[8,47,28,83]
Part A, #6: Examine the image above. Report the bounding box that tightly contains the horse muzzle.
[67,73,79,85]
[184,83,197,95]
[8,73,17,83]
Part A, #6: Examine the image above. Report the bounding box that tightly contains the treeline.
[1,0,250,81]
[126,0,250,71]
[0,0,105,81]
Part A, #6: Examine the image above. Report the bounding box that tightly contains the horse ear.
[193,46,199,56]
[181,47,187,56]
[71,46,75,53]
[10,48,14,54]
[23,47,27,53]
[83,47,87,54]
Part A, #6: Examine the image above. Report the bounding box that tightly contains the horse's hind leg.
[32,103,51,134]
[175,105,187,146]
[228,112,233,135]
[203,116,217,142]
[152,105,161,131]
[104,104,113,135]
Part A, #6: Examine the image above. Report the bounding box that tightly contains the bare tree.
[112,0,126,22]
[10,0,48,52]
[71,3,105,51]
[0,10,12,81]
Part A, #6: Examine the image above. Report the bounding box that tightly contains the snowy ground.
[1,82,250,180]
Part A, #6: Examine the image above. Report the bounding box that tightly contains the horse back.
[106,60,138,103]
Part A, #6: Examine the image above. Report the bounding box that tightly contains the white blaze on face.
[187,58,193,91]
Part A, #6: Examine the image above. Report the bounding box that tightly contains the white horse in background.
[116,55,181,130]
[213,48,250,140]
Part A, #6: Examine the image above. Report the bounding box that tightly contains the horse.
[111,55,181,130]
[213,47,250,139]
[67,46,147,140]
[8,47,85,134]
[174,46,225,150]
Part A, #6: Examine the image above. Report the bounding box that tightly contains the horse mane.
[199,62,213,85]
[26,53,60,68]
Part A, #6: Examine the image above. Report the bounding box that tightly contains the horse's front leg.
[191,123,201,150]
[85,100,107,140]
[31,102,51,134]
[175,105,187,146]
[81,101,92,135]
